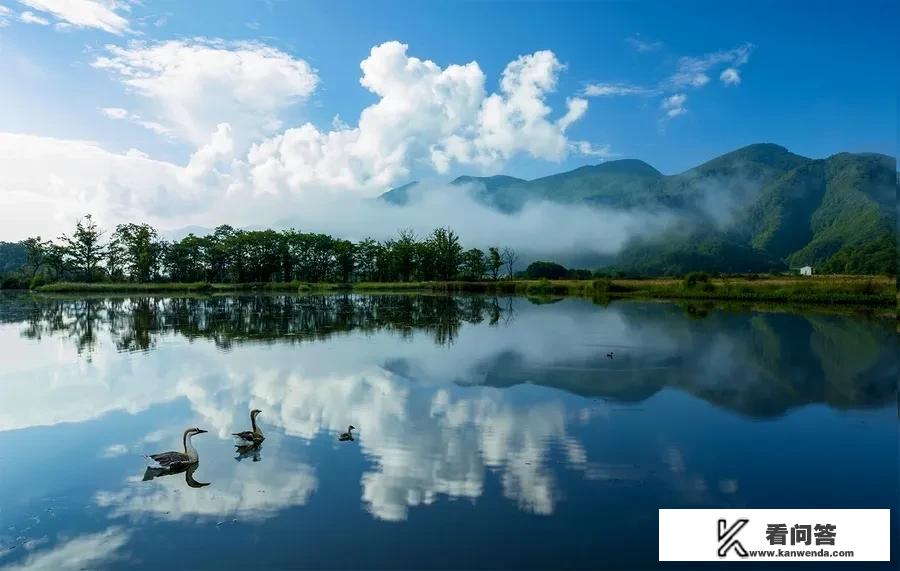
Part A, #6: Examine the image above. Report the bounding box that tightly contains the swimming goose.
[233,409,264,445]
[338,425,356,441]
[146,427,207,469]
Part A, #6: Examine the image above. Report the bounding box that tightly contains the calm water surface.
[0,293,896,569]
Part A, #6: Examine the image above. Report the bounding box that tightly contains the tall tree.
[488,247,503,280]
[431,227,462,280]
[334,240,356,282]
[45,243,68,281]
[501,247,519,279]
[462,248,486,281]
[393,229,418,282]
[61,215,105,282]
[112,223,162,282]
[21,237,48,281]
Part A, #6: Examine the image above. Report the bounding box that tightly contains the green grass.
[32,275,895,306]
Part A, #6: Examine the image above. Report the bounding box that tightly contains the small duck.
[607,352,614,359]
[146,427,207,470]
[233,409,264,445]
[338,425,356,442]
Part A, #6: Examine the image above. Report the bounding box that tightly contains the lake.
[0,293,896,569]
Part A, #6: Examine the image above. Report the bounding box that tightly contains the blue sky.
[0,0,896,238]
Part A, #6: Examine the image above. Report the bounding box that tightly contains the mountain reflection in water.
[0,293,895,570]
[1,293,894,417]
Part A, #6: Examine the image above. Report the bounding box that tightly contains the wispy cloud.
[585,41,753,121]
[570,140,619,159]
[0,5,11,27]
[665,43,753,89]
[17,0,133,35]
[98,106,175,137]
[582,82,651,97]
[19,9,49,25]
[625,34,663,53]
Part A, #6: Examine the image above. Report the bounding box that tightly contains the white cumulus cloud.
[92,38,320,147]
[247,42,589,196]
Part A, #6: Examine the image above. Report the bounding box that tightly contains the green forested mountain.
[381,144,897,274]
[0,242,26,275]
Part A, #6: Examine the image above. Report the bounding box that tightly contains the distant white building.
[799,265,814,276]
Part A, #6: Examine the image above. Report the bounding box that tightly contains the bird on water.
[145,427,208,473]
[233,409,265,446]
[338,425,356,441]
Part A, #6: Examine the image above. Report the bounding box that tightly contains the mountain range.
[382,143,897,275]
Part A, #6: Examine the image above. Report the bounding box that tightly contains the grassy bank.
[31,275,895,306]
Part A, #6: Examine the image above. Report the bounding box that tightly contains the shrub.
[525,261,569,280]
[683,272,711,289]
[0,275,25,289]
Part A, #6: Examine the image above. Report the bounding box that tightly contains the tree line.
[8,215,528,287]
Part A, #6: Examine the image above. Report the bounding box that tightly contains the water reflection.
[3,294,510,353]
[0,293,895,569]
[142,461,211,488]
[0,293,893,419]
[95,435,319,523]
[234,443,263,462]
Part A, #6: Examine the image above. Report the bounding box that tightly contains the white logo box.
[659,509,890,562]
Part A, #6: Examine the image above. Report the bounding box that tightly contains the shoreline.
[16,276,896,307]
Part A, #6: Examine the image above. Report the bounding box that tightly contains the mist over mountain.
[381,144,896,274]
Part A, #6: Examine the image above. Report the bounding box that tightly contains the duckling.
[146,427,207,470]
[233,409,264,445]
[338,425,356,441]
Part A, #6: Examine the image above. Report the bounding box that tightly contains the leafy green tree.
[61,215,105,282]
[334,239,355,282]
[462,248,486,281]
[392,229,418,281]
[488,247,503,280]
[525,260,568,279]
[354,238,379,281]
[45,243,68,281]
[431,227,462,280]
[111,223,162,282]
[21,236,48,281]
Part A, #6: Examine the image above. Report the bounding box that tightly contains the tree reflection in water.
[4,293,513,353]
[0,292,895,417]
